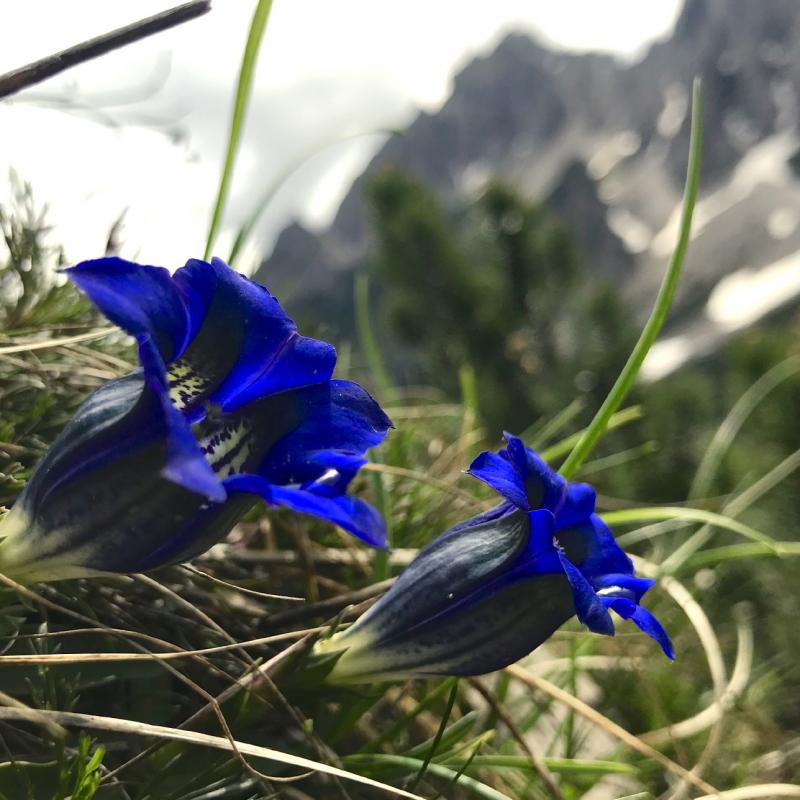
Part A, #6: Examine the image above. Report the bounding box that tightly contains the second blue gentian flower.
[0,257,391,581]
[317,434,673,683]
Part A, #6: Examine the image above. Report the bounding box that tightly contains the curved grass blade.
[559,78,703,480]
[681,541,800,571]
[601,507,778,552]
[663,446,800,572]
[539,406,642,462]
[454,755,636,777]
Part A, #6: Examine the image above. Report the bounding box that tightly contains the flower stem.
[559,78,704,481]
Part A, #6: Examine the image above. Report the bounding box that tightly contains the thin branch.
[0,1,212,100]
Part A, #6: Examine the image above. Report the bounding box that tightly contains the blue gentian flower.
[0,257,391,582]
[317,434,672,683]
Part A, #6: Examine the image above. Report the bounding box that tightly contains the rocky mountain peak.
[256,0,800,375]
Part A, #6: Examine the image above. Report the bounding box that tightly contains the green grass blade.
[663,446,800,572]
[354,273,396,579]
[559,78,703,479]
[404,712,478,759]
[361,677,459,753]
[527,399,585,449]
[204,0,274,260]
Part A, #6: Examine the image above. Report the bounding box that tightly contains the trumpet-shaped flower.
[0,257,391,582]
[318,434,672,683]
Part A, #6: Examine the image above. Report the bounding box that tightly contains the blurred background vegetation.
[2,1,800,798]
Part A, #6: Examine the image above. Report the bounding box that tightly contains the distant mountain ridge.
[256,0,800,372]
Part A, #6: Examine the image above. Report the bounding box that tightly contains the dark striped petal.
[338,508,531,649]
[325,574,574,682]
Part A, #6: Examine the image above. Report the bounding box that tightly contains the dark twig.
[0,1,212,100]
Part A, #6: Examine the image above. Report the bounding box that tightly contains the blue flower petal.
[557,552,615,635]
[66,259,226,501]
[602,597,675,660]
[502,434,567,511]
[302,450,368,497]
[557,514,634,580]
[66,258,189,362]
[224,474,387,548]
[466,451,529,509]
[111,314,224,501]
[257,380,391,486]
[159,397,226,501]
[593,573,656,603]
[522,509,558,560]
[173,258,337,414]
[555,482,596,529]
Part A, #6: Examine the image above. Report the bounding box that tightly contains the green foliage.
[0,179,131,504]
[61,736,106,800]
[0,175,85,330]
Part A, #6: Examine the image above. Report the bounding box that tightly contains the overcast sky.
[0,1,681,271]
